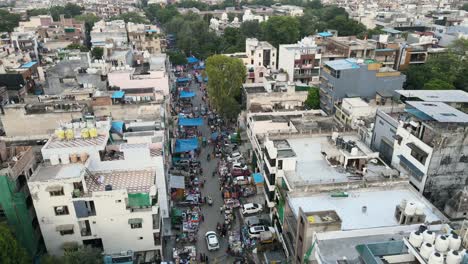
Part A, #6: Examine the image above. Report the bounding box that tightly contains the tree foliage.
[168,51,188,65]
[0,224,30,264]
[109,12,148,24]
[66,43,89,51]
[304,88,320,109]
[261,16,300,48]
[206,55,245,119]
[49,3,83,21]
[145,4,179,24]
[0,10,20,33]
[27,8,50,16]
[91,47,104,59]
[41,247,103,264]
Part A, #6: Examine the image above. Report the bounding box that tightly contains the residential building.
[28,118,166,259]
[278,36,322,86]
[325,36,376,59]
[319,59,405,114]
[91,20,128,49]
[127,23,165,54]
[0,144,43,256]
[20,15,86,45]
[391,99,468,210]
[246,38,276,70]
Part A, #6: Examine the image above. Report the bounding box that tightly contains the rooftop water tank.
[55,129,65,140]
[428,252,443,264]
[435,235,449,252]
[409,231,424,248]
[449,234,461,251]
[447,251,462,264]
[60,153,70,165]
[50,154,60,165]
[400,199,407,209]
[81,128,90,139]
[65,129,74,140]
[420,243,434,260]
[423,230,436,244]
[415,203,425,215]
[405,202,417,215]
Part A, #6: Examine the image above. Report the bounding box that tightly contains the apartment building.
[127,23,165,54]
[91,20,128,48]
[319,58,405,114]
[325,36,376,60]
[245,38,277,83]
[28,119,166,259]
[278,36,322,86]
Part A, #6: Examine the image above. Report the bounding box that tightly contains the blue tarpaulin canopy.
[180,91,196,98]
[253,173,264,184]
[111,121,124,134]
[175,138,199,153]
[176,77,191,83]
[187,56,199,64]
[111,91,125,99]
[179,117,203,126]
[20,61,37,68]
[318,32,333,37]
[194,65,205,70]
[197,75,203,82]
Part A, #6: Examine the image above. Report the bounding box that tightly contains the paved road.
[164,77,239,263]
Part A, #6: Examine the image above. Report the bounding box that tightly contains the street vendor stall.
[173,246,197,264]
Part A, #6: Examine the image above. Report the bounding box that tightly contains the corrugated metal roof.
[396,90,468,103]
[405,101,468,123]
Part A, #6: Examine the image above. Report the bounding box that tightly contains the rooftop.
[43,135,108,150]
[85,169,155,193]
[405,101,468,123]
[288,187,443,230]
[396,89,468,103]
[325,59,360,70]
[30,163,85,182]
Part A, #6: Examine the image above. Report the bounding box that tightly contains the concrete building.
[0,144,43,256]
[91,20,128,48]
[325,36,376,59]
[28,119,167,259]
[278,37,322,86]
[127,23,165,54]
[246,38,276,69]
[390,100,468,209]
[319,59,405,114]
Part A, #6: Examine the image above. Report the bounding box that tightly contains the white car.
[227,152,242,162]
[205,231,220,251]
[248,225,275,238]
[232,162,248,170]
[242,203,263,215]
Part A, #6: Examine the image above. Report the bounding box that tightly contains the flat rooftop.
[406,101,468,123]
[30,163,85,182]
[325,59,360,70]
[396,89,468,103]
[288,188,442,230]
[44,135,108,150]
[86,169,155,193]
[285,137,351,185]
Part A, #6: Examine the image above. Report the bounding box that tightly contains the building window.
[129,218,143,229]
[60,229,74,235]
[259,53,261,57]
[272,53,275,57]
[278,160,283,170]
[49,188,64,196]
[54,206,69,216]
[131,223,142,229]
[259,72,263,77]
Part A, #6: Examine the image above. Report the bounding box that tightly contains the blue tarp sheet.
[211,132,219,140]
[111,121,124,134]
[187,56,199,64]
[180,91,196,98]
[20,61,37,68]
[197,75,203,82]
[179,117,203,126]
[175,138,199,153]
[111,91,125,99]
[177,77,191,83]
[318,32,333,37]
[253,173,264,184]
[194,65,205,70]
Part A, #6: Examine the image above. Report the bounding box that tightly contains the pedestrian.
[201,213,204,222]
[220,206,223,214]
[206,256,209,264]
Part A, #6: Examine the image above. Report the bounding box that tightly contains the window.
[115,200,122,203]
[259,72,263,77]
[411,149,427,164]
[278,160,283,170]
[49,188,64,196]
[54,206,69,216]
[129,218,142,229]
[131,223,142,229]
[259,53,261,57]
[60,229,74,235]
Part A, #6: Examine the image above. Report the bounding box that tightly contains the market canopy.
[170,175,185,189]
[111,121,124,134]
[194,65,205,70]
[179,117,203,126]
[111,90,125,99]
[253,173,264,184]
[176,77,191,83]
[175,138,199,153]
[180,91,195,98]
[187,56,199,64]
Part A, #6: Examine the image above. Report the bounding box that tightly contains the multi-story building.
[325,36,376,60]
[127,23,165,54]
[245,38,277,83]
[278,36,322,86]
[0,144,43,256]
[20,15,85,45]
[91,20,128,48]
[319,58,406,114]
[28,118,167,259]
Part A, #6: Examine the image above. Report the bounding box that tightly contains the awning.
[56,224,74,232]
[175,138,199,153]
[406,142,428,157]
[20,61,37,68]
[46,185,63,192]
[112,90,125,99]
[111,121,124,134]
[176,77,191,83]
[179,117,203,127]
[180,91,196,98]
[187,56,199,64]
[170,175,185,189]
[253,173,264,184]
[128,218,143,224]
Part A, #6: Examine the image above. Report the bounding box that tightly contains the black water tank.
[105,184,112,191]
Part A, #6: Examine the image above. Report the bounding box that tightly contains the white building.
[91,20,128,48]
[28,119,167,259]
[278,36,322,85]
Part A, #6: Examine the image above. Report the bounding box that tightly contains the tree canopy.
[304,87,320,109]
[206,55,245,119]
[91,47,104,59]
[0,10,20,33]
[41,247,103,264]
[167,51,188,65]
[261,16,300,48]
[66,43,89,52]
[0,224,30,264]
[145,4,180,24]
[109,12,148,24]
[49,3,83,21]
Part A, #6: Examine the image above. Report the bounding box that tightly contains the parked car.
[232,162,248,170]
[233,176,251,185]
[242,203,263,215]
[248,225,275,238]
[205,231,220,251]
[231,168,250,177]
[244,216,270,227]
[227,151,242,162]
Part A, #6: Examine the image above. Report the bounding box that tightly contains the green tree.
[109,12,148,23]
[220,27,245,53]
[66,43,89,51]
[240,20,262,39]
[304,88,320,109]
[0,224,30,264]
[145,4,179,24]
[206,55,245,119]
[261,16,300,47]
[91,47,104,59]
[0,10,20,33]
[41,247,103,264]
[50,3,83,21]
[327,15,366,36]
[75,13,100,48]
[423,79,455,90]
[168,51,188,65]
[461,3,468,11]
[27,8,50,16]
